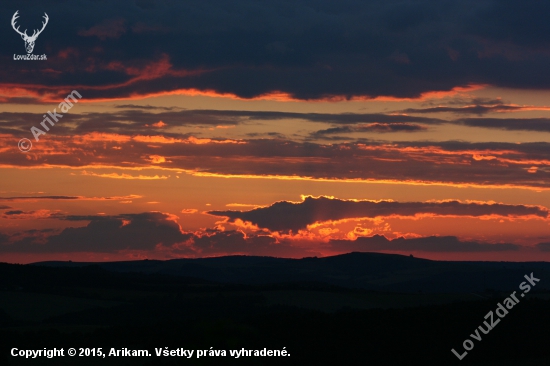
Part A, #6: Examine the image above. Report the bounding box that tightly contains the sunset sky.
[1,0,550,263]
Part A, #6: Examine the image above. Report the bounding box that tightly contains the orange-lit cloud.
[2,133,550,190]
[81,171,168,179]
[208,196,549,233]
[2,209,59,220]
[0,194,141,201]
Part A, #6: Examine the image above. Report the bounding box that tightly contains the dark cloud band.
[3,1,550,100]
[208,196,548,232]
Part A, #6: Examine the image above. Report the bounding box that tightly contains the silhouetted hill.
[1,252,550,365]
[32,252,550,293]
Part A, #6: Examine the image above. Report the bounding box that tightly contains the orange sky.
[1,86,550,263]
[2,2,550,262]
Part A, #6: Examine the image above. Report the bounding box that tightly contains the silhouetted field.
[1,253,549,365]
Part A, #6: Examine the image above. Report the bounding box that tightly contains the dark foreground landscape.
[1,252,550,365]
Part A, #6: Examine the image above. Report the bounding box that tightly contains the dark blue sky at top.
[2,0,550,99]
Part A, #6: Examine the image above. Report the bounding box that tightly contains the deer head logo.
[11,11,49,54]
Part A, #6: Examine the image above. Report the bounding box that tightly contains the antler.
[29,13,49,40]
[11,10,28,38]
[11,11,48,40]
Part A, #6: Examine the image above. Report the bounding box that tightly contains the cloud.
[330,235,520,252]
[114,104,179,111]
[0,212,189,253]
[2,209,58,220]
[0,110,441,136]
[181,230,281,256]
[0,196,79,201]
[312,123,426,137]
[2,131,550,189]
[0,212,522,255]
[0,195,141,201]
[4,210,25,215]
[5,0,550,100]
[397,103,550,116]
[78,18,127,40]
[0,212,311,257]
[80,171,169,180]
[456,118,550,132]
[536,242,550,252]
[208,196,548,232]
